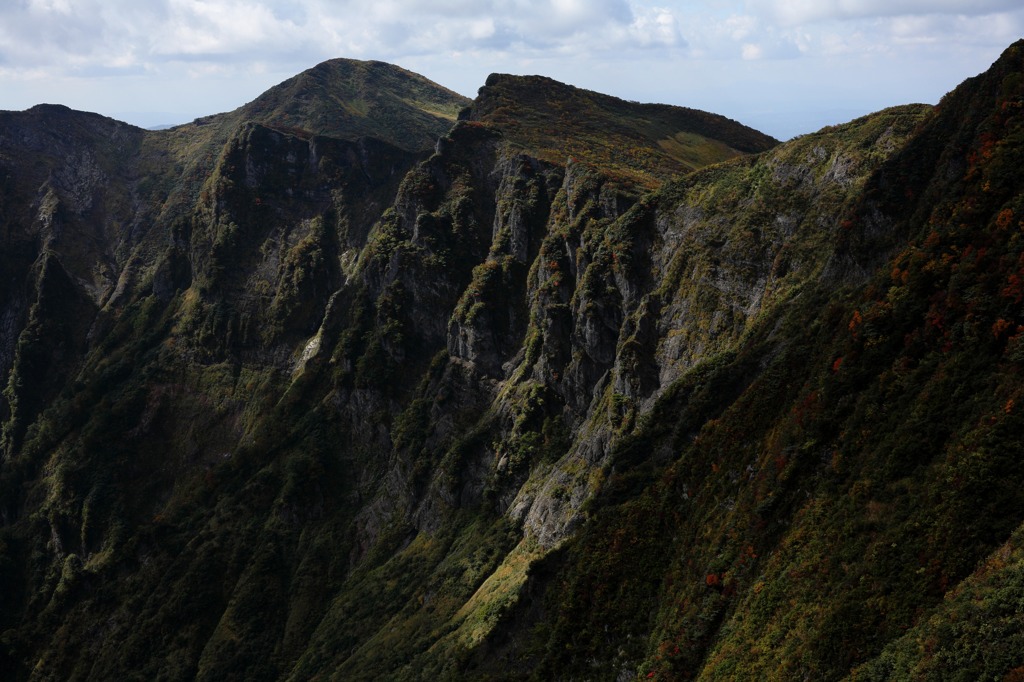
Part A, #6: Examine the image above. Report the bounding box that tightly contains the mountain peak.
[19,103,140,131]
[235,58,470,152]
[468,72,777,188]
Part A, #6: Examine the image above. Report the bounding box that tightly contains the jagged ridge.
[0,41,1022,682]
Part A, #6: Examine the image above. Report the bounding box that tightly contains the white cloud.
[154,0,303,57]
[741,43,763,59]
[627,8,685,48]
[467,18,496,41]
[0,0,1010,83]
[0,0,692,77]
[28,0,75,14]
[747,0,1024,25]
[0,1,1020,139]
[726,14,757,41]
[678,11,802,61]
[667,1,1024,63]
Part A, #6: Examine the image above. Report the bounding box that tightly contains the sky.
[0,1,1021,140]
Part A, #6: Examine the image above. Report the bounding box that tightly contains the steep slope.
[468,73,778,188]
[0,105,156,457]
[0,59,445,462]
[490,42,1024,679]
[0,58,776,680]
[1,42,1023,682]
[130,58,469,238]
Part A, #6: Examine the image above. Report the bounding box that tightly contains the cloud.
[0,0,693,81]
[625,7,686,49]
[747,0,1024,25]
[677,10,802,61]
[153,0,305,57]
[0,0,1017,83]
[0,1,161,70]
[776,7,1024,57]
[342,0,678,55]
[0,0,1019,141]
[669,1,1024,63]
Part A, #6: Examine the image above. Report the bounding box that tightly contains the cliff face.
[1,45,1024,681]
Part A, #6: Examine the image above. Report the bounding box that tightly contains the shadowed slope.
[468,73,778,188]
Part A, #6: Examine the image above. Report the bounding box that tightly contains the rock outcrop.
[2,43,1024,682]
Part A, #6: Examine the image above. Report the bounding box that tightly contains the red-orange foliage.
[1004,665,1024,682]
[1003,274,1024,303]
[993,318,1014,339]
[1002,256,1024,301]
[925,307,946,332]
[996,208,1014,230]
[849,310,863,336]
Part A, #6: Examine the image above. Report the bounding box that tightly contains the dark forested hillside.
[1,44,1023,681]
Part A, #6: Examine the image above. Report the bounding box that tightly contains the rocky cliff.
[1,45,1023,681]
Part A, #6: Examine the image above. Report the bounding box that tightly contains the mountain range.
[1,41,1023,681]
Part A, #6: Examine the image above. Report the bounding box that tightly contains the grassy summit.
[236,59,471,152]
[468,73,778,188]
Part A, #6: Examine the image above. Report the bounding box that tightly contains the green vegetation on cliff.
[1,41,1024,682]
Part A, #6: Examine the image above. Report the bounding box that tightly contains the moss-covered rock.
[2,40,1024,682]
